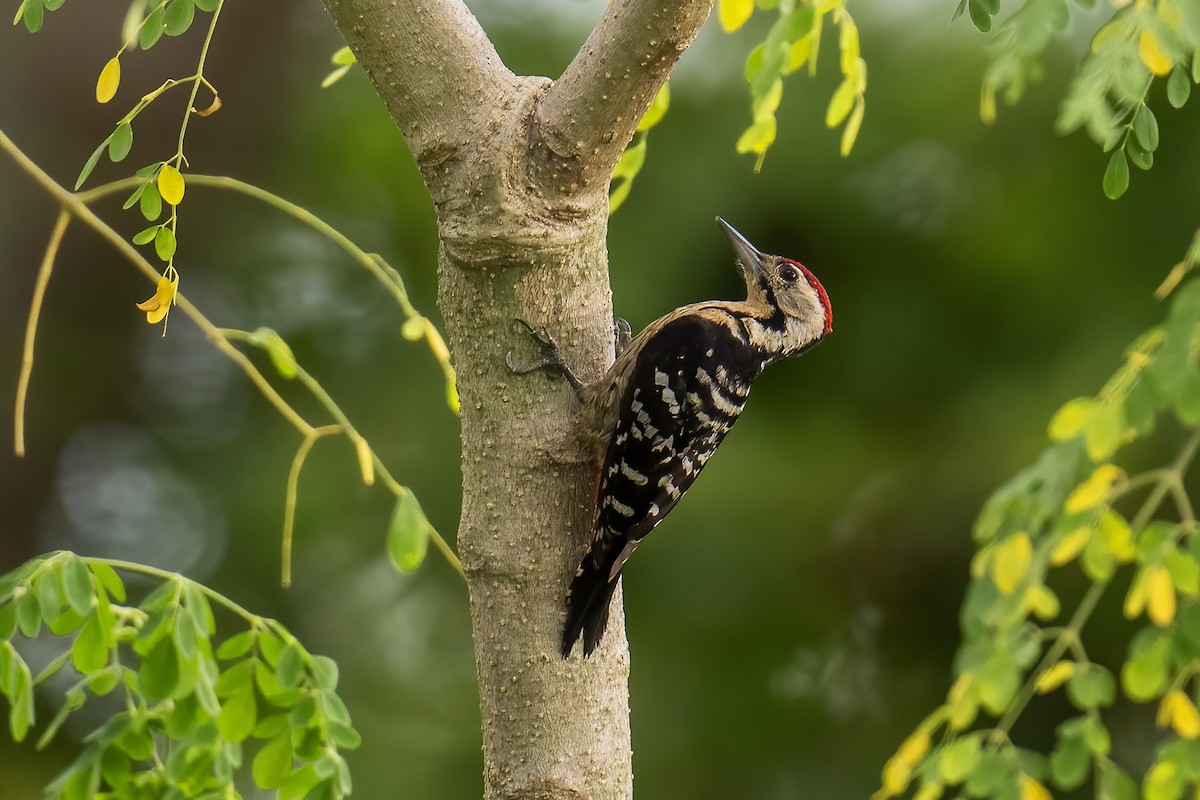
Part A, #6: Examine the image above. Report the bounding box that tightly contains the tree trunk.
[319,0,714,796]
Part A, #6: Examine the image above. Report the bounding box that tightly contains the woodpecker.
[509,218,833,657]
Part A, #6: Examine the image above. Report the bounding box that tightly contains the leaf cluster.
[961,0,1200,198]
[874,268,1200,799]
[0,553,359,800]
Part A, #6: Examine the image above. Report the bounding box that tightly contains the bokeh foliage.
[4,0,1200,798]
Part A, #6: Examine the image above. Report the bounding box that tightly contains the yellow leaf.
[637,83,670,132]
[841,99,864,157]
[879,756,913,798]
[1020,774,1053,800]
[838,15,859,75]
[1147,564,1177,626]
[826,77,856,128]
[1064,465,1123,514]
[355,437,375,487]
[1036,661,1075,694]
[913,784,943,800]
[1026,584,1060,620]
[1139,30,1172,76]
[718,0,753,32]
[896,728,931,766]
[1049,527,1091,567]
[788,36,813,73]
[991,532,1032,594]
[947,674,979,730]
[1163,690,1200,738]
[1048,397,1094,441]
[980,81,997,125]
[1099,510,1135,562]
[1124,568,1149,619]
[193,94,222,117]
[158,164,186,206]
[757,79,783,119]
[96,57,121,104]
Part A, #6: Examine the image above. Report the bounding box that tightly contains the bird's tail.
[561,538,628,658]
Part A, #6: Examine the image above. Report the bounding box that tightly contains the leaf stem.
[281,425,340,588]
[14,210,69,457]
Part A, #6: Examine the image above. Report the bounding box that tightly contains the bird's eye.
[777,264,800,283]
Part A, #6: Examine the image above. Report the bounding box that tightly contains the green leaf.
[139,7,165,49]
[132,226,159,246]
[88,670,120,696]
[75,139,110,190]
[1066,664,1115,709]
[939,735,980,784]
[258,629,283,666]
[387,492,430,573]
[42,0,64,9]
[279,766,321,800]
[217,680,257,743]
[250,328,299,380]
[317,688,351,726]
[61,555,93,616]
[183,582,215,635]
[310,656,338,690]
[275,641,305,689]
[967,0,992,32]
[1166,549,1200,596]
[1085,400,1123,461]
[163,0,193,35]
[140,182,163,221]
[255,661,302,707]
[1099,763,1137,800]
[33,649,71,686]
[329,721,361,750]
[253,711,289,739]
[1126,138,1153,171]
[1168,67,1191,108]
[1049,739,1089,790]
[0,604,14,641]
[194,0,217,10]
[1121,633,1170,701]
[252,730,293,789]
[88,562,126,602]
[1175,369,1200,425]
[48,609,84,635]
[72,614,109,674]
[217,630,257,660]
[139,636,181,702]
[1132,104,1160,152]
[154,226,177,262]
[108,123,133,163]
[16,589,42,637]
[7,655,33,741]
[22,0,43,33]
[612,139,647,182]
[1103,150,1129,199]
[34,568,64,622]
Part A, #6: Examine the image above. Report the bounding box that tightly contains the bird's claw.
[507,319,584,395]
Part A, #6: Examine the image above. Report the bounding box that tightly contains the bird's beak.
[716,217,768,279]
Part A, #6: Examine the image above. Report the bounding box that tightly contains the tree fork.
[320,0,713,795]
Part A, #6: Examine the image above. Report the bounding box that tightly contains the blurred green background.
[2,0,1199,797]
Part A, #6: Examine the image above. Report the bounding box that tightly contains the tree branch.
[320,0,515,164]
[538,0,715,192]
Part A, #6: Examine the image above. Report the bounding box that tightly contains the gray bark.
[319,0,713,797]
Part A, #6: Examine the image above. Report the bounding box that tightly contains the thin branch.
[14,210,69,457]
[538,0,716,190]
[0,126,314,438]
[319,0,513,162]
[282,426,340,588]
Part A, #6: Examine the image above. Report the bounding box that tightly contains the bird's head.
[717,217,833,353]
